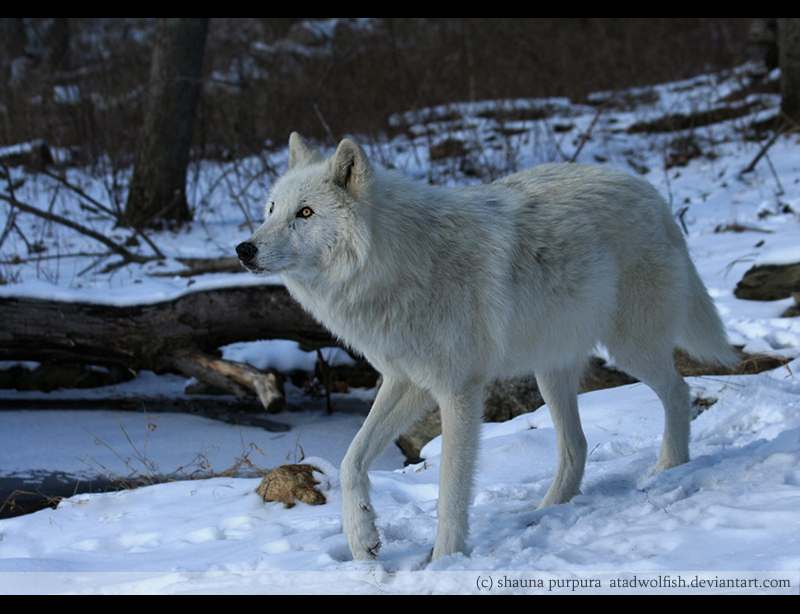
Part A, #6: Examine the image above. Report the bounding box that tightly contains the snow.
[221,340,356,374]
[1,62,800,593]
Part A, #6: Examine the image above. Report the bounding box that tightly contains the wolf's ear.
[288,132,315,170]
[330,138,372,195]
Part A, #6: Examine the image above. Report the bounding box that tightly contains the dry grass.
[0,410,276,518]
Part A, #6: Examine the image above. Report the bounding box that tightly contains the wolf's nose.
[236,242,258,262]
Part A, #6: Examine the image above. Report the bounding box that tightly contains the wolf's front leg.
[341,377,435,560]
[341,486,380,560]
[431,384,484,561]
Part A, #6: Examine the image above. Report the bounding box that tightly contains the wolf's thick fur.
[238,133,736,562]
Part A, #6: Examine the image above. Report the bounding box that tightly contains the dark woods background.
[0,18,759,168]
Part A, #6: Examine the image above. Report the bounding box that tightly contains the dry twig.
[0,191,160,268]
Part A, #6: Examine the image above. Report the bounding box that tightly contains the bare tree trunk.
[124,18,209,228]
[778,18,800,125]
[0,18,27,85]
[45,18,70,72]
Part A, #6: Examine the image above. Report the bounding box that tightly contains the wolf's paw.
[654,449,689,475]
[537,478,582,510]
[653,458,687,475]
[431,527,466,561]
[351,533,381,561]
[343,501,381,561]
[347,525,380,561]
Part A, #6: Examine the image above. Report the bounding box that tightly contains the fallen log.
[0,284,334,411]
[735,261,800,302]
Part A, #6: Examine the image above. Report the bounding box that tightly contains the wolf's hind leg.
[614,352,691,473]
[536,364,587,509]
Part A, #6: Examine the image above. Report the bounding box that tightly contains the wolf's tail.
[678,261,738,367]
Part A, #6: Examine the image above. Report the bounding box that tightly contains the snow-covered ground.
[1,63,799,594]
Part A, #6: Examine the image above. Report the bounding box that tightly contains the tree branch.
[29,166,165,260]
[740,120,790,176]
[0,191,159,267]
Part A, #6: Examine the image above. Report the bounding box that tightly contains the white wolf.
[237,133,736,562]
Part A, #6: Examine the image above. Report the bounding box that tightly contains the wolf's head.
[237,133,373,281]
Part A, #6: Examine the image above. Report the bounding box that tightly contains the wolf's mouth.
[238,260,262,273]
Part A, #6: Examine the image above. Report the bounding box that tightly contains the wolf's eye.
[268,202,275,215]
[297,206,314,219]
